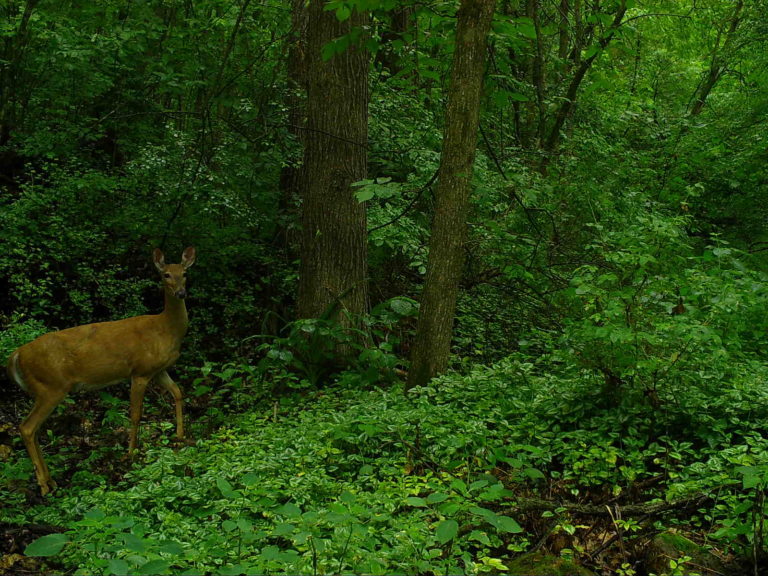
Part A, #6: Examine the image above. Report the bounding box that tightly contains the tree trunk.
[277,0,308,237]
[557,0,569,61]
[529,0,546,145]
[0,0,39,145]
[297,1,369,337]
[542,0,627,165]
[406,0,496,391]
[689,0,743,117]
[377,5,414,75]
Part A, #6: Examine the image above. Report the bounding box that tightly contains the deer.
[6,247,196,496]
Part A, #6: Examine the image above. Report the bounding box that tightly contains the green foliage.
[253,296,416,389]
[0,316,46,362]
[2,0,768,573]
[708,464,768,555]
[6,358,767,574]
[560,214,768,403]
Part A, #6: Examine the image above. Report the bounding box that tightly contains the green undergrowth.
[3,358,768,574]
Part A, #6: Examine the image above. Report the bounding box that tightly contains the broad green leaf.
[107,558,131,576]
[737,465,767,490]
[242,472,260,487]
[216,477,239,499]
[85,508,107,520]
[219,563,251,575]
[321,41,337,62]
[435,519,459,544]
[24,533,69,556]
[138,559,171,575]
[450,478,468,495]
[276,502,302,517]
[355,188,375,202]
[390,298,416,316]
[427,492,450,504]
[515,18,537,39]
[583,44,601,59]
[105,516,135,529]
[340,490,357,504]
[470,506,495,518]
[469,530,492,546]
[335,5,351,21]
[321,36,350,61]
[122,533,146,553]
[492,515,523,534]
[237,518,253,532]
[524,467,546,480]
[158,541,185,556]
[273,522,295,537]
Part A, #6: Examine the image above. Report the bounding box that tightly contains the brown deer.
[6,247,196,495]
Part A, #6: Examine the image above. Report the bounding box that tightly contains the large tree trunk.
[297,2,369,338]
[406,0,496,391]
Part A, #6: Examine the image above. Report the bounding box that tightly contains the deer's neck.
[161,291,189,339]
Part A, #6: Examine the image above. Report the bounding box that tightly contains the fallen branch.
[509,492,712,517]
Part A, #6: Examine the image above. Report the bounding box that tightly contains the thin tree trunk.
[558,0,569,61]
[406,0,496,391]
[297,1,369,340]
[689,0,743,116]
[529,0,546,145]
[277,0,308,239]
[377,5,414,75]
[542,0,626,164]
[0,0,39,144]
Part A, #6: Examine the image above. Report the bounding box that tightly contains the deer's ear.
[153,248,166,272]
[181,246,196,269]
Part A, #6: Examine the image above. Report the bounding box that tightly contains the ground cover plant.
[3,356,767,575]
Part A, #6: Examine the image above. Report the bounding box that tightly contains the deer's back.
[13,314,182,395]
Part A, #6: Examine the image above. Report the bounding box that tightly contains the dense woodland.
[1,0,767,574]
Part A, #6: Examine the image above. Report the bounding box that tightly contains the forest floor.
[1,360,765,575]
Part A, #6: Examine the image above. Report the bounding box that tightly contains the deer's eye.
[164,273,171,279]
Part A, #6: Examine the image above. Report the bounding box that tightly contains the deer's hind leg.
[20,385,67,496]
[128,375,151,454]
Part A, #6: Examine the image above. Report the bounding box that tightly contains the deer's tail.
[6,350,28,394]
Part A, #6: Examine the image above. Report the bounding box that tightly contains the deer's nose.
[175,289,187,299]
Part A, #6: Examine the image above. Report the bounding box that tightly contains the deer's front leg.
[155,370,184,440]
[128,376,150,454]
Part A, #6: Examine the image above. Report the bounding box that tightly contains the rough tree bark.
[406,0,496,391]
[297,1,369,337]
